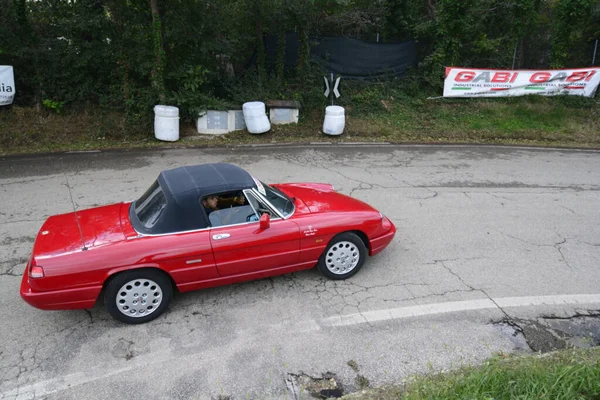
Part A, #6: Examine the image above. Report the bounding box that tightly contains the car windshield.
[260,182,295,217]
[133,180,167,228]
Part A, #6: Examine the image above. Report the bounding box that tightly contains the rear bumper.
[20,273,101,310]
[370,219,396,256]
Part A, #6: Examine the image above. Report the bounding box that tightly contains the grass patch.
[343,348,600,400]
[1,95,599,156]
[0,106,153,155]
[362,96,599,145]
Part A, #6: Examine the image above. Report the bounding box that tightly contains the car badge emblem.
[304,226,318,236]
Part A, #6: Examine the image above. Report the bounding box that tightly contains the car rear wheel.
[104,269,173,324]
[317,232,367,280]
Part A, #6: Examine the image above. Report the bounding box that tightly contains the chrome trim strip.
[243,188,261,217]
[129,226,211,238]
[186,259,203,265]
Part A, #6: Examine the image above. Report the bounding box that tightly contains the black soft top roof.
[158,163,255,201]
[132,163,256,234]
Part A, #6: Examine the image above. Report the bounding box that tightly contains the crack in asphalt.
[540,309,600,320]
[437,260,513,320]
[579,240,600,247]
[498,315,600,353]
[0,312,96,391]
[420,191,439,200]
[498,232,556,247]
[0,257,27,276]
[498,232,577,270]
[554,236,572,270]
[84,309,94,324]
[561,206,577,215]
[382,288,479,304]
[273,152,410,196]
[487,193,514,201]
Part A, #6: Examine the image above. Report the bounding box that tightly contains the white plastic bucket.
[323,105,345,135]
[154,105,180,141]
[243,102,271,134]
[243,101,266,117]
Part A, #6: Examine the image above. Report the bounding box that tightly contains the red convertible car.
[20,163,396,323]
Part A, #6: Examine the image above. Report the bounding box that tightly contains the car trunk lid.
[32,203,127,258]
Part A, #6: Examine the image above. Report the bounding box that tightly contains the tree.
[150,0,166,102]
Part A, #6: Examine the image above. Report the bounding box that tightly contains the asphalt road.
[1,144,599,399]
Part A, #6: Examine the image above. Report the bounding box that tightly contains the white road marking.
[2,293,600,399]
[320,294,600,327]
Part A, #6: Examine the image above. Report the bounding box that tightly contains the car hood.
[32,203,127,258]
[276,183,378,214]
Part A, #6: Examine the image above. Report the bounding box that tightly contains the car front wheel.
[317,232,367,280]
[104,269,173,324]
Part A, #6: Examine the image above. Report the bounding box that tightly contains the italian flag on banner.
[443,67,600,98]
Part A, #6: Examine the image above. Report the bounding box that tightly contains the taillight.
[30,264,45,278]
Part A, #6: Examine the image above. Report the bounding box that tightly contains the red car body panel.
[33,203,125,257]
[20,182,396,311]
[210,218,301,276]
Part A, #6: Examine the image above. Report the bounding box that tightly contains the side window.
[134,181,167,229]
[200,191,254,227]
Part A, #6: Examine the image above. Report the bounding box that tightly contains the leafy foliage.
[1,0,598,125]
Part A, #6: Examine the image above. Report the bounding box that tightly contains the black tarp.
[262,33,417,79]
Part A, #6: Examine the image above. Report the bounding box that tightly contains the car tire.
[104,269,173,324]
[317,232,367,280]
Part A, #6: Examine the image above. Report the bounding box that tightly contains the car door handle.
[212,233,231,240]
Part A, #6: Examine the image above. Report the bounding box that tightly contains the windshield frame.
[253,181,295,219]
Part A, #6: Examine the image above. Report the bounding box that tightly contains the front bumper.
[369,217,396,256]
[20,272,101,310]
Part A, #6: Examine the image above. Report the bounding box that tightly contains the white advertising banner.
[444,67,600,98]
[0,66,16,105]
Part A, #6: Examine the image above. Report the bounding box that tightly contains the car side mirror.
[259,213,270,230]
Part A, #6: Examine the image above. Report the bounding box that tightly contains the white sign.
[323,76,330,97]
[333,77,341,98]
[0,66,15,105]
[444,67,600,98]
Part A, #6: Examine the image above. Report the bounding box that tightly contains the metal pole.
[330,73,334,106]
[512,41,518,70]
[593,39,598,66]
